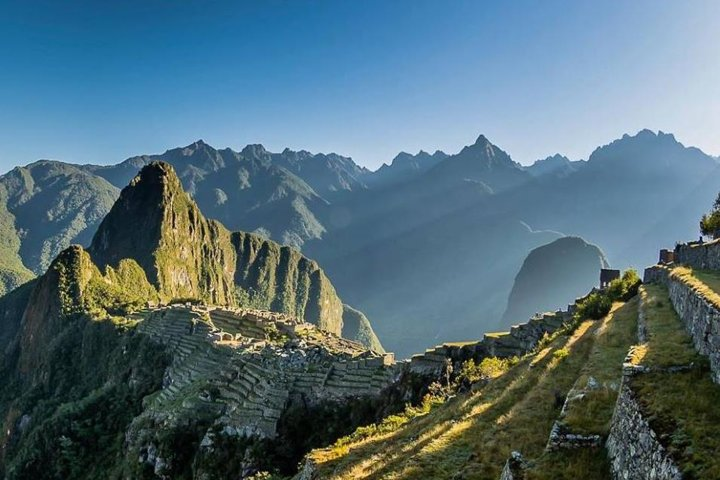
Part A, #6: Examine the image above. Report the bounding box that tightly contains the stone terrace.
[135,304,397,439]
[409,294,590,377]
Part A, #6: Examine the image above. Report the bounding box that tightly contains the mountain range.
[0,129,717,356]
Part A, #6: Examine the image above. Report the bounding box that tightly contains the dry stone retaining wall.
[606,380,682,480]
[409,297,588,377]
[675,239,720,270]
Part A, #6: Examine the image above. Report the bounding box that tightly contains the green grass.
[483,331,509,339]
[633,370,720,480]
[525,449,611,480]
[309,317,607,480]
[628,284,699,368]
[562,299,638,436]
[627,283,720,479]
[686,268,720,302]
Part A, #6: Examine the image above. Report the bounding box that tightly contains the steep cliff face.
[342,304,384,353]
[87,161,348,336]
[232,231,344,334]
[87,161,237,306]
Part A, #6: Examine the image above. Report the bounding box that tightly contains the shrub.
[575,269,640,322]
[700,192,720,238]
[553,347,570,360]
[576,292,612,320]
[455,357,516,385]
[606,269,641,301]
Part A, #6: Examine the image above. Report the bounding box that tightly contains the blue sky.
[0,0,718,171]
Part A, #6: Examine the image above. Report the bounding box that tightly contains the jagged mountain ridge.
[526,153,584,178]
[366,149,448,188]
[0,161,119,294]
[86,141,333,248]
[0,130,718,357]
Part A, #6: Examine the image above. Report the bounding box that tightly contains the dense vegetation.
[700,192,720,237]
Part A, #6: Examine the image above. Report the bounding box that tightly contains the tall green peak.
[84,160,368,341]
[88,161,237,306]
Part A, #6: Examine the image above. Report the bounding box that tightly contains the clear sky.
[0,0,718,171]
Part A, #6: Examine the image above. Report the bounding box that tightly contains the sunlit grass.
[627,283,720,479]
[562,299,638,436]
[633,370,720,479]
[309,318,605,480]
[629,284,699,368]
[669,266,720,310]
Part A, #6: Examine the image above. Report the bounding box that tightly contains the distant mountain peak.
[456,134,510,164]
[474,134,491,146]
[241,143,269,157]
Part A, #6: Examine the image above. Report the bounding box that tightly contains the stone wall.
[606,380,682,480]
[675,238,720,270]
[409,294,590,377]
[499,451,527,480]
[644,265,720,383]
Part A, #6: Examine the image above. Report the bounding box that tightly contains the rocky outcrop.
[231,231,344,335]
[88,161,237,306]
[606,381,682,480]
[341,304,384,353]
[499,451,527,480]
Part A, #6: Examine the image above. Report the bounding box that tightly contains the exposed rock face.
[88,161,346,334]
[88,161,237,306]
[501,236,608,325]
[231,231,344,335]
[499,451,528,480]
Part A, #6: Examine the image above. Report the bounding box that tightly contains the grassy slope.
[526,300,638,480]
[561,299,638,435]
[631,284,720,479]
[308,301,640,480]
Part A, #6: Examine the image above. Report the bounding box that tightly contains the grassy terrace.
[561,299,638,435]
[628,285,698,368]
[524,300,638,480]
[630,284,720,479]
[308,307,629,480]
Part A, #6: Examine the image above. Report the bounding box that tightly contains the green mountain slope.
[0,161,118,293]
[88,161,346,334]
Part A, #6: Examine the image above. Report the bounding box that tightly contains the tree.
[700,192,720,238]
